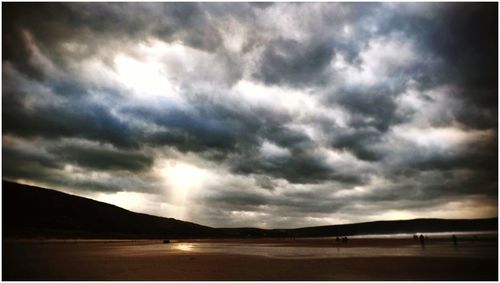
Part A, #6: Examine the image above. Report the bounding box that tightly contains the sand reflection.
[172,243,195,252]
[164,237,497,259]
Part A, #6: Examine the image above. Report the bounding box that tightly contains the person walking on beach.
[419,234,425,248]
[452,234,458,246]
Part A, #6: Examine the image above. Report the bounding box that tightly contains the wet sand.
[3,238,497,280]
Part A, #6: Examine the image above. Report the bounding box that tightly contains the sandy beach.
[3,237,497,280]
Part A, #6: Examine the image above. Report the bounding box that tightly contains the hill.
[286,218,497,237]
[3,180,497,239]
[218,217,497,238]
[3,181,220,239]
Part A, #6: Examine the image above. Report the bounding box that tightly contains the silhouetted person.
[342,236,348,244]
[336,236,340,242]
[413,234,418,240]
[452,234,458,246]
[419,234,425,248]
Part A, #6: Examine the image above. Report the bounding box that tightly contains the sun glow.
[113,54,179,100]
[157,160,211,219]
[96,191,153,213]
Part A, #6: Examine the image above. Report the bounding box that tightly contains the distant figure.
[335,236,340,242]
[419,234,425,248]
[413,234,418,240]
[342,236,348,244]
[452,234,458,246]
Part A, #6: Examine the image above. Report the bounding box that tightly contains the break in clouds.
[3,3,497,228]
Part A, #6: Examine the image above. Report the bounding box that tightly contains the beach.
[3,236,497,280]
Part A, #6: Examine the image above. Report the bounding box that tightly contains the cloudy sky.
[3,2,497,228]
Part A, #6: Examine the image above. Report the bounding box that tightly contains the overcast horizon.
[3,2,498,228]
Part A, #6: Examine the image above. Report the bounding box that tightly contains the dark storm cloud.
[375,168,497,203]
[254,38,336,87]
[123,95,363,184]
[430,4,496,102]
[254,175,278,190]
[49,144,154,172]
[334,90,404,132]
[380,3,497,110]
[2,2,497,227]
[3,142,61,187]
[146,94,371,184]
[195,180,355,225]
[232,150,331,184]
[3,90,139,149]
[3,143,60,171]
[450,91,498,130]
[2,2,252,84]
[206,190,269,208]
[2,135,160,193]
[229,147,364,185]
[125,104,243,152]
[328,128,383,162]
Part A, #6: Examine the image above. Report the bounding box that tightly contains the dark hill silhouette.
[3,180,497,239]
[218,217,497,238]
[3,181,220,239]
[286,218,497,237]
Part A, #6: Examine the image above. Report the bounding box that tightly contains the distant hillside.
[286,218,498,237]
[3,180,497,239]
[219,217,498,238]
[3,181,220,239]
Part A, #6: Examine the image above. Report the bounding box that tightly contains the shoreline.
[4,233,497,247]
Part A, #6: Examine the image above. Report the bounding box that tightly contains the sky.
[2,2,498,228]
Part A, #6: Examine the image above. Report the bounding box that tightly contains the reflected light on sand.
[173,243,195,252]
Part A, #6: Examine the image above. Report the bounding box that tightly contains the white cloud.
[260,140,291,158]
[331,33,423,88]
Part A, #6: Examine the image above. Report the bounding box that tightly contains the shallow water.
[120,240,497,259]
[348,230,498,239]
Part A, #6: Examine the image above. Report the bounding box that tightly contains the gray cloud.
[49,144,154,172]
[3,90,139,149]
[254,38,336,87]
